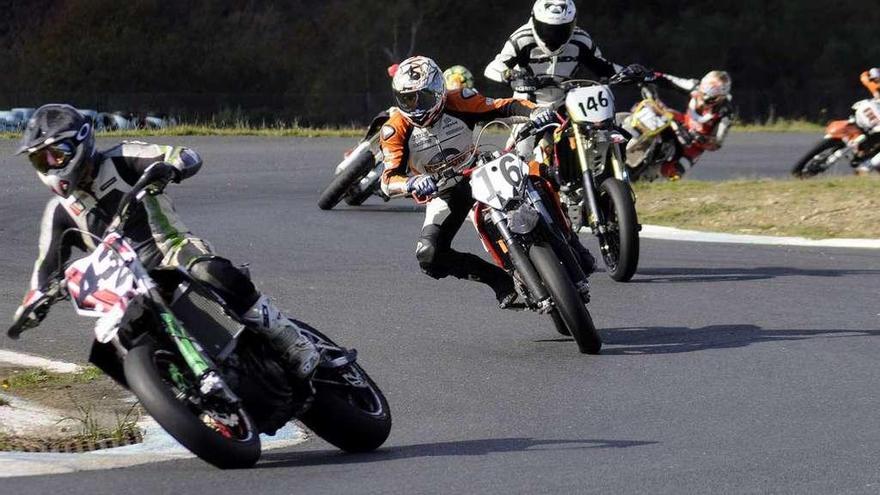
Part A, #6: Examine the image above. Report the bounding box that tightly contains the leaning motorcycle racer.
[644,70,734,179]
[380,56,595,308]
[860,68,880,99]
[485,0,645,106]
[11,104,319,379]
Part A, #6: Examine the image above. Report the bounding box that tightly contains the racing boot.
[242,295,320,380]
[569,235,597,276]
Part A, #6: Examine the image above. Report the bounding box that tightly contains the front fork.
[571,125,606,235]
[487,209,551,310]
[132,259,235,401]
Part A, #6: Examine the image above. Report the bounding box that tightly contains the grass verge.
[634,176,880,239]
[732,119,824,133]
[0,119,823,138]
[0,365,144,452]
[1,366,101,391]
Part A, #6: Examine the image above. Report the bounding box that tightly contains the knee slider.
[415,239,444,279]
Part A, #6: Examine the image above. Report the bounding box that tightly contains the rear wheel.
[791,139,847,178]
[296,324,391,452]
[318,149,377,210]
[529,243,601,354]
[124,344,261,469]
[598,178,640,282]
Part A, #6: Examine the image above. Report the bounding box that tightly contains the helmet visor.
[28,141,75,174]
[534,19,574,52]
[395,88,441,116]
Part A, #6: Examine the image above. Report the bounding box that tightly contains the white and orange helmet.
[697,70,732,107]
[392,56,447,127]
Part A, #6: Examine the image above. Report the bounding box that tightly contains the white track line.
[0,349,81,373]
[639,224,880,250]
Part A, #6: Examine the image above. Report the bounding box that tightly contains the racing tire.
[124,344,262,469]
[529,242,601,354]
[791,139,846,178]
[598,178,640,282]
[318,149,376,210]
[295,324,391,453]
[550,309,571,337]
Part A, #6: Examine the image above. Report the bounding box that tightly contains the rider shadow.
[258,437,657,469]
[598,325,880,355]
[630,266,880,284]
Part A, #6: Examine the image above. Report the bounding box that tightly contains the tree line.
[0,0,876,125]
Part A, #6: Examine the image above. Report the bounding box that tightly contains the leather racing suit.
[485,23,625,162]
[21,141,260,320]
[380,89,535,302]
[484,24,622,106]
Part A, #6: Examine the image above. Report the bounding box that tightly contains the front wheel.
[598,178,640,282]
[318,148,377,210]
[791,139,847,178]
[529,243,601,354]
[124,344,261,469]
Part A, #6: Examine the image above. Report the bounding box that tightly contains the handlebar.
[7,164,172,340]
[108,162,175,232]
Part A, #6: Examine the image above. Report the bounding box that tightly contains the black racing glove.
[506,68,538,93]
[620,63,651,82]
[143,161,181,192]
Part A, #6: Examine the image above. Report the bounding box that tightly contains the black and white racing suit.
[21,141,259,316]
[485,24,622,105]
[485,23,624,156]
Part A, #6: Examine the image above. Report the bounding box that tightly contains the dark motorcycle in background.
[318,111,392,210]
[9,169,391,468]
[518,72,646,282]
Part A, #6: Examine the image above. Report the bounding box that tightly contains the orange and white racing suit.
[380,89,535,301]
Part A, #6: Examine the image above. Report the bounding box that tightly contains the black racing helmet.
[17,104,95,197]
[531,0,577,54]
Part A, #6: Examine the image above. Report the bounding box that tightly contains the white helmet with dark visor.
[392,56,447,127]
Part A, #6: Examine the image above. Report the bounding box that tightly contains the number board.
[470,154,528,210]
[565,86,616,124]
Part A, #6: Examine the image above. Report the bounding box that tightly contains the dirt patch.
[0,364,143,452]
[634,176,880,239]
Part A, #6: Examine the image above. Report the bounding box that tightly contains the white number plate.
[634,106,668,132]
[470,154,528,210]
[566,86,615,124]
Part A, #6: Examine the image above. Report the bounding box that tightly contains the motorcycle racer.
[637,70,734,179]
[380,56,595,308]
[484,0,645,106]
[12,104,319,379]
[860,68,880,99]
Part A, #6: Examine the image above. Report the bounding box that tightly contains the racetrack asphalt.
[2,134,880,494]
